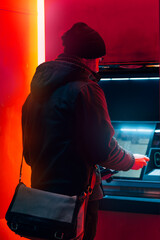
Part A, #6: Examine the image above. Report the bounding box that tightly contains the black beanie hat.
[61,22,106,59]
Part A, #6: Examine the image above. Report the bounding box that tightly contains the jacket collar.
[56,54,101,83]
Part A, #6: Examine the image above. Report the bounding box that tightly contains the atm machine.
[98,64,160,214]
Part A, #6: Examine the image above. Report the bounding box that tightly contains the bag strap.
[19,152,24,183]
[79,166,96,201]
[88,167,96,195]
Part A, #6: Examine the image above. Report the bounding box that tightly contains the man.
[22,23,149,240]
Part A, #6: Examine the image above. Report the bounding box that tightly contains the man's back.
[22,55,99,196]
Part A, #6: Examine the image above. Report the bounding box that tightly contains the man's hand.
[131,154,150,170]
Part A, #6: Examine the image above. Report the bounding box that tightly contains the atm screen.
[99,79,159,122]
[112,122,156,179]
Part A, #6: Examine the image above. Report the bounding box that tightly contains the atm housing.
[98,65,160,214]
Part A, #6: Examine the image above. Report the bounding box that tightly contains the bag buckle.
[79,185,93,201]
[54,232,64,239]
[11,222,18,231]
[79,191,87,201]
[87,186,93,195]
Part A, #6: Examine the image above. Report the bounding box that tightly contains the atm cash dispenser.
[98,65,160,214]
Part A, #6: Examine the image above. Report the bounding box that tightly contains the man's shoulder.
[67,79,102,93]
[74,80,105,100]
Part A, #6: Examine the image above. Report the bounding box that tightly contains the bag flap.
[10,184,77,223]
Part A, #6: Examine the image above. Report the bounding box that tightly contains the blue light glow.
[155,129,160,133]
[100,77,159,81]
[120,128,154,133]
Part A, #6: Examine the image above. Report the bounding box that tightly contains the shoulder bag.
[5,154,96,240]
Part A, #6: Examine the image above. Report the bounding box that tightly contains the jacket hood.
[30,54,100,101]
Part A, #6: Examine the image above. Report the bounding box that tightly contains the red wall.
[45,0,159,64]
[95,210,160,240]
[0,1,37,239]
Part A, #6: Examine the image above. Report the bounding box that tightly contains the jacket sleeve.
[75,81,135,171]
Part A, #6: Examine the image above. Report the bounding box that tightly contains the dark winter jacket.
[22,54,135,197]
